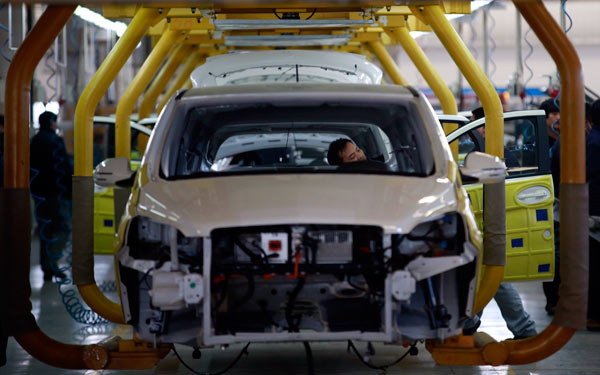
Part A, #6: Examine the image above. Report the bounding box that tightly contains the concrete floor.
[3,239,600,375]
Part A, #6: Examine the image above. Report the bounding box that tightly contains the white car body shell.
[135,84,461,238]
[190,50,383,87]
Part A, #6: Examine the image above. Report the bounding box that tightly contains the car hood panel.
[136,174,458,236]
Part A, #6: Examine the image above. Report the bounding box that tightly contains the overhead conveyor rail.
[0,0,587,370]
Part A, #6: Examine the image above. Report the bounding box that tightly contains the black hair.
[471,107,485,120]
[539,99,560,118]
[39,111,57,129]
[592,99,600,127]
[327,138,352,165]
[586,102,593,123]
[0,115,4,126]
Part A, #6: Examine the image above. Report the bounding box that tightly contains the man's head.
[39,111,58,131]
[540,99,560,139]
[471,107,486,137]
[327,138,366,165]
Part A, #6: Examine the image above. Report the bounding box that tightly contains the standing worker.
[30,111,72,281]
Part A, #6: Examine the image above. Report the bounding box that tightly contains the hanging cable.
[347,340,417,371]
[550,0,573,137]
[487,10,497,84]
[44,46,57,102]
[467,12,478,61]
[172,343,250,375]
[522,27,535,98]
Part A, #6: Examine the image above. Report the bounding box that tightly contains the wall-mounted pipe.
[365,40,409,86]
[72,7,167,324]
[138,44,191,121]
[157,51,205,113]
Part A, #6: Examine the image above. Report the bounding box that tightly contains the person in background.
[462,107,537,339]
[30,111,72,281]
[0,115,4,188]
[540,99,561,149]
[327,138,367,165]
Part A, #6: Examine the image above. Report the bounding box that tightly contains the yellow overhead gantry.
[0,0,587,370]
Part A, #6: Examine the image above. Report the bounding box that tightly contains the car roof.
[191,50,383,87]
[180,82,419,102]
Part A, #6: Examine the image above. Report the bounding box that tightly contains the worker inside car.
[326,138,367,165]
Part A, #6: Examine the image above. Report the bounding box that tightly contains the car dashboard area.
[117,216,478,347]
[159,101,435,179]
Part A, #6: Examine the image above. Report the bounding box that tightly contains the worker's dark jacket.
[30,128,72,199]
[551,126,600,215]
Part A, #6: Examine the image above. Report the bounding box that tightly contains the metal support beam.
[72,7,167,324]
[116,28,185,159]
[138,44,191,121]
[157,51,206,113]
[412,4,505,317]
[365,40,408,85]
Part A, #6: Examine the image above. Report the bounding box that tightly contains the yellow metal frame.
[73,7,167,324]
[385,20,458,160]
[116,28,185,159]
[411,4,505,315]
[157,52,206,113]
[365,40,408,85]
[10,0,579,369]
[138,44,192,120]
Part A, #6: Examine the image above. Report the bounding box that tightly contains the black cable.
[305,9,317,20]
[303,341,315,375]
[347,340,416,371]
[172,343,250,375]
[272,9,282,19]
[286,277,306,332]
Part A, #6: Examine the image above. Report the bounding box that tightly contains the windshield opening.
[161,102,435,179]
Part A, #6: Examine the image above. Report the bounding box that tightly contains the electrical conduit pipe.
[73,7,168,324]
[137,44,192,121]
[411,4,506,315]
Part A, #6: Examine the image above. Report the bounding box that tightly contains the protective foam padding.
[0,188,38,336]
[554,183,589,330]
[113,188,130,231]
[483,181,507,266]
[72,176,95,285]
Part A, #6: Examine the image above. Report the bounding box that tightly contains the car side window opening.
[162,102,435,179]
[453,118,539,176]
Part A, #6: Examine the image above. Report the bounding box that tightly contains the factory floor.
[3,238,600,375]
